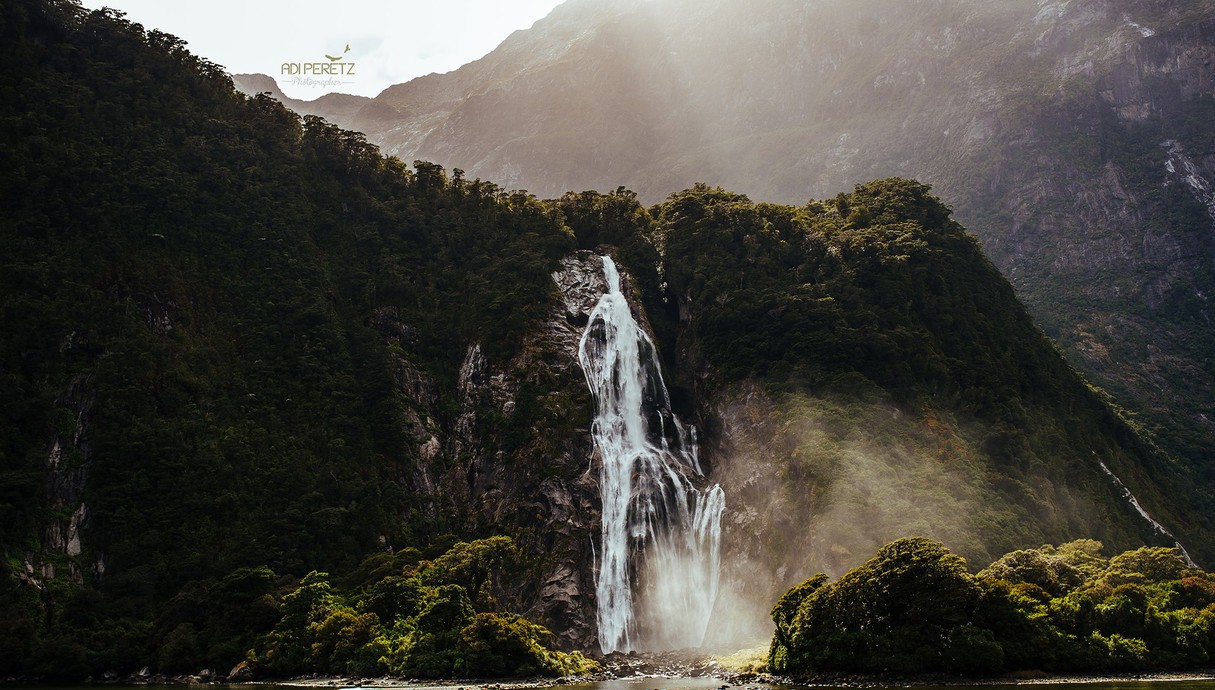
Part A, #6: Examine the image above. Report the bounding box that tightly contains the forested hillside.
[0,0,579,674]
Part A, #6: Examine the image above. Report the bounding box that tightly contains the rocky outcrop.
[370,306,444,516]
[376,250,651,648]
[24,374,96,588]
[552,253,609,335]
[226,660,253,682]
[966,11,1215,524]
[1096,16,1215,123]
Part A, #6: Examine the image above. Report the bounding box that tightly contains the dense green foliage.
[0,0,578,677]
[770,537,1215,675]
[660,179,1122,415]
[247,537,595,678]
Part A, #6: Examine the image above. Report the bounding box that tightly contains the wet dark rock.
[228,661,254,682]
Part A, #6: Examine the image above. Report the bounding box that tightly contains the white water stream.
[1097,460,1196,566]
[578,255,726,654]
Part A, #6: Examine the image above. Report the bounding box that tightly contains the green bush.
[772,537,990,674]
[944,625,1004,673]
[456,612,596,677]
[157,623,200,674]
[250,538,578,679]
[770,539,1211,676]
[768,573,828,672]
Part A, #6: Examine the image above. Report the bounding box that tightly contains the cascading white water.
[578,255,726,653]
[1097,460,1196,566]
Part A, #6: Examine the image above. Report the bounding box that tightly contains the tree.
[771,538,996,674]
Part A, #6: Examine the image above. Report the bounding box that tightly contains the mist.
[699,383,1112,649]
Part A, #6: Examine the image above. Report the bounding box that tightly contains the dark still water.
[6,680,1215,690]
[550,680,1215,690]
[567,680,1215,690]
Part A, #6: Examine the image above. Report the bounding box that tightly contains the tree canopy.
[770,538,1215,675]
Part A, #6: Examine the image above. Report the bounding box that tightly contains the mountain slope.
[0,0,592,672]
[244,0,1215,533]
[0,0,1208,677]
[650,181,1205,638]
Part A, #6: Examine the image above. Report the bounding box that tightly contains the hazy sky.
[76,0,565,99]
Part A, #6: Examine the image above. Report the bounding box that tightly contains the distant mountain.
[230,73,373,123]
[239,0,1215,525]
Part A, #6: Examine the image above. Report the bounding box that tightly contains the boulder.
[227,661,254,682]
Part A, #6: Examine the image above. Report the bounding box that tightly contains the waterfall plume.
[578,254,725,653]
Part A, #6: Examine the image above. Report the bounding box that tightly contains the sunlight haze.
[75,0,565,98]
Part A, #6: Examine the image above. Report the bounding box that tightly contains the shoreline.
[6,669,1215,688]
[271,671,1215,689]
[761,671,1215,687]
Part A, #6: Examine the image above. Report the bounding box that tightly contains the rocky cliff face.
[23,374,97,589]
[379,251,631,648]
[964,5,1215,486]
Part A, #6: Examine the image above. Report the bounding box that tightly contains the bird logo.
[325,44,351,62]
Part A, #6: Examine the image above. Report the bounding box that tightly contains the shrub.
[769,539,1214,675]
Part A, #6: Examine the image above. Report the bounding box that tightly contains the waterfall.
[578,255,726,653]
[1097,459,1196,566]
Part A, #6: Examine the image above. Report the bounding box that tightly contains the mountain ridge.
[234,0,1215,545]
